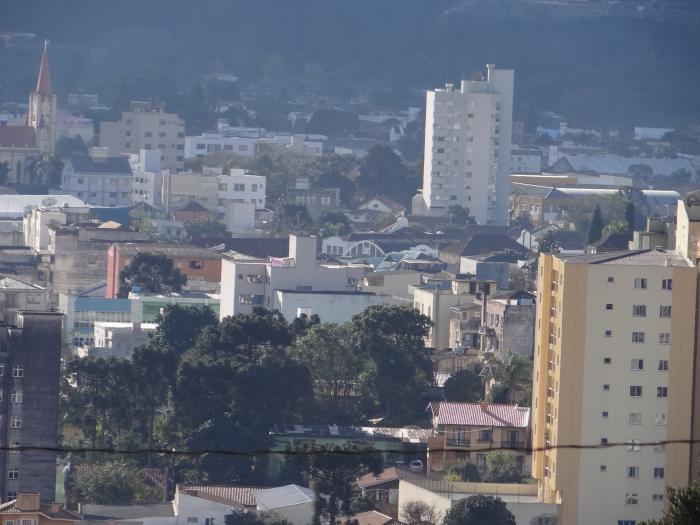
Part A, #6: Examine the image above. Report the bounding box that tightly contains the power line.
[10,438,700,458]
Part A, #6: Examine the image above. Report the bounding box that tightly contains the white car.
[409,459,424,472]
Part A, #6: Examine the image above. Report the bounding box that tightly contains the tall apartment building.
[0,312,62,502]
[413,64,514,225]
[532,194,700,524]
[100,102,185,172]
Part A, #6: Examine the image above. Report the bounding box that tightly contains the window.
[478,429,492,442]
[188,260,203,270]
[626,466,640,478]
[658,360,669,371]
[605,330,612,337]
[233,184,245,191]
[659,332,670,344]
[145,131,152,137]
[11,365,22,378]
[9,417,20,429]
[604,357,612,364]
[653,467,665,479]
[627,439,641,451]
[659,306,672,318]
[625,494,638,505]
[630,385,643,397]
[237,274,243,280]
[631,359,644,370]
[7,468,18,480]
[634,278,647,289]
[601,438,609,445]
[600,465,607,472]
[187,519,198,524]
[628,413,642,425]
[632,332,645,343]
[606,303,614,310]
[10,391,21,404]
[603,384,610,391]
[602,411,609,418]
[617,520,636,525]
[657,386,668,398]
[655,413,667,426]
[653,494,664,501]
[607,276,615,283]
[632,305,646,317]
[6,493,16,502]
[662,279,672,290]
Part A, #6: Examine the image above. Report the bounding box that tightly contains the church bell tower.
[27,40,57,154]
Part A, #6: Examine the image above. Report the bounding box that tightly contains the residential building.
[426,401,531,476]
[413,64,514,225]
[357,468,401,518]
[532,204,700,524]
[99,101,185,172]
[220,235,368,319]
[511,146,542,174]
[55,110,94,145]
[216,168,266,210]
[174,484,262,525]
[287,177,340,220]
[255,485,314,525]
[412,278,496,350]
[23,204,90,253]
[184,131,323,159]
[546,148,693,177]
[161,170,219,214]
[0,493,79,525]
[0,312,63,502]
[129,149,163,207]
[397,473,556,525]
[482,290,536,358]
[59,290,132,347]
[459,251,527,290]
[0,276,49,324]
[130,291,220,322]
[75,321,156,359]
[106,243,222,298]
[634,127,674,141]
[60,148,133,207]
[356,197,407,217]
[629,217,676,251]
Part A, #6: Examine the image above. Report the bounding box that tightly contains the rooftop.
[255,485,314,510]
[178,484,263,508]
[428,401,530,428]
[0,125,37,149]
[0,276,43,290]
[357,467,401,489]
[69,155,133,175]
[115,243,221,259]
[555,249,692,267]
[80,503,175,520]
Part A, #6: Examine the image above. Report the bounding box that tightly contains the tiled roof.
[345,511,397,525]
[359,427,433,444]
[256,485,314,510]
[357,467,400,488]
[178,485,263,508]
[115,243,221,259]
[0,125,37,148]
[588,231,633,252]
[461,234,529,257]
[429,402,530,428]
[556,249,692,267]
[0,276,42,290]
[81,503,174,520]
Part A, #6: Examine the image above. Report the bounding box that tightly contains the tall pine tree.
[588,204,604,243]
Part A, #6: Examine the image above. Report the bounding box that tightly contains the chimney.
[480,401,489,413]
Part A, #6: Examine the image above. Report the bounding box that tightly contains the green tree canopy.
[537,231,560,254]
[442,495,516,525]
[69,461,162,504]
[482,451,523,483]
[588,203,604,243]
[184,218,229,240]
[357,145,413,203]
[118,252,187,298]
[443,367,484,402]
[305,109,359,136]
[639,483,700,525]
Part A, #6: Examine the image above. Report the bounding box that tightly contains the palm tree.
[487,354,532,406]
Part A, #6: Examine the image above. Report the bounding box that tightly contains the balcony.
[446,438,471,448]
[501,441,525,450]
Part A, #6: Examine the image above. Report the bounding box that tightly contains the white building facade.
[414,64,514,225]
[60,148,133,207]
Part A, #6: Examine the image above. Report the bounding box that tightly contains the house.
[255,485,314,525]
[586,231,633,254]
[287,177,341,220]
[426,401,531,476]
[344,510,401,525]
[459,251,526,290]
[173,484,263,525]
[173,201,215,223]
[61,148,133,207]
[0,494,80,525]
[0,276,49,324]
[356,468,401,517]
[357,197,407,217]
[106,243,222,298]
[481,290,536,359]
[75,321,157,359]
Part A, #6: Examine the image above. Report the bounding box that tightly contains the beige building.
[100,101,185,172]
[532,194,700,524]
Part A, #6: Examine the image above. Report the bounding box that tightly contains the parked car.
[409,459,424,472]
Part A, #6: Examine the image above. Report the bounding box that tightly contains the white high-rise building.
[413,64,514,225]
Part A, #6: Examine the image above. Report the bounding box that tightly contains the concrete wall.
[275,290,381,323]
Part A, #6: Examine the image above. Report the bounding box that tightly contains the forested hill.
[2,0,700,128]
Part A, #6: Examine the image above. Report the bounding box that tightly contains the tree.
[401,501,441,525]
[0,161,9,186]
[350,305,433,423]
[442,495,516,525]
[184,218,229,240]
[357,145,413,203]
[443,367,483,402]
[294,323,364,423]
[602,220,629,238]
[274,203,314,234]
[588,204,604,243]
[117,252,187,298]
[482,451,523,483]
[639,483,700,525]
[56,135,89,159]
[444,459,481,482]
[69,461,162,504]
[151,304,219,357]
[537,231,559,254]
[487,354,533,406]
[625,201,635,232]
[447,205,475,225]
[299,443,382,525]
[510,212,533,232]
[305,109,359,136]
[317,210,351,237]
[34,153,64,187]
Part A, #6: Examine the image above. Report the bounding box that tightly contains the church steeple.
[27,39,57,154]
[35,40,52,96]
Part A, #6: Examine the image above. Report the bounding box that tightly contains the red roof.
[178,485,263,508]
[0,125,37,148]
[429,401,530,428]
[35,41,52,96]
[357,467,400,488]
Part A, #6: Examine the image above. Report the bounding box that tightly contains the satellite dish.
[41,197,57,207]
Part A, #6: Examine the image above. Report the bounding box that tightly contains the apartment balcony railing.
[501,441,525,450]
[446,438,471,448]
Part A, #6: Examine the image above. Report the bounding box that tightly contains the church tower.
[27,40,57,154]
